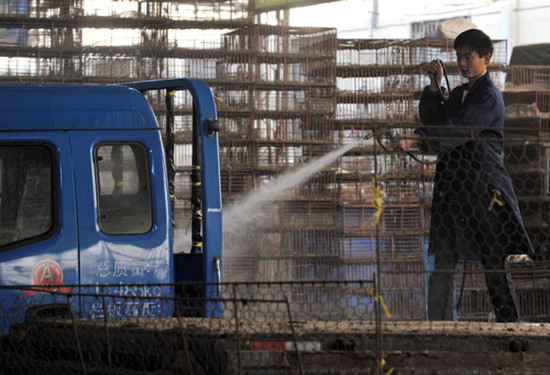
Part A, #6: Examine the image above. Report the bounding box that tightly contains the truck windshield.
[0,145,53,248]
[95,143,152,235]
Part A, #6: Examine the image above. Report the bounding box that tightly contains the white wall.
[290,0,550,63]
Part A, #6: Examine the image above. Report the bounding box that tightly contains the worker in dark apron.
[399,29,534,322]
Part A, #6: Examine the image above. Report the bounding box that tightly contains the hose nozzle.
[366,127,395,141]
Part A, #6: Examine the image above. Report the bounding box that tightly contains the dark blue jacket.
[416,72,534,261]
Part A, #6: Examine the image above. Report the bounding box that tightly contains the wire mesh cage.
[3,280,550,374]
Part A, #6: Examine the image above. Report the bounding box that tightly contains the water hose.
[434,58,451,103]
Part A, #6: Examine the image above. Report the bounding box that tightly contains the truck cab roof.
[0,84,159,131]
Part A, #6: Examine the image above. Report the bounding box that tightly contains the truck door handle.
[213,256,221,296]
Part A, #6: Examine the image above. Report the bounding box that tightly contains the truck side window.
[0,145,53,248]
[95,143,152,235]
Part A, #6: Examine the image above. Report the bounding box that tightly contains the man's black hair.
[453,28,493,57]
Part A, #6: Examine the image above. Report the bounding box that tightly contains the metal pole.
[165,89,176,230]
[373,124,383,375]
[101,286,113,371]
[66,294,87,375]
[285,296,304,375]
[190,102,203,254]
[232,284,243,375]
[175,303,195,375]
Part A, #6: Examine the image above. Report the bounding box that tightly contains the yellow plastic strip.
[361,180,384,229]
[368,287,392,319]
[379,358,395,375]
[488,188,504,211]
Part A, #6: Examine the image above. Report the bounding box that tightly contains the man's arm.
[419,59,448,126]
[397,133,420,152]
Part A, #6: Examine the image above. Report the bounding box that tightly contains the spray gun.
[363,126,397,151]
[364,127,396,142]
[363,126,437,166]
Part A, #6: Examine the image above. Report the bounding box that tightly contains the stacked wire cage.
[216,25,341,292]
[0,0,251,83]
[335,39,431,320]
[502,66,550,321]
[453,62,550,322]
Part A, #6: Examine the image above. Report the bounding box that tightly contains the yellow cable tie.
[488,188,504,211]
[193,165,201,170]
[368,287,392,319]
[192,241,202,248]
[170,194,177,201]
[168,90,176,96]
[360,182,384,229]
[361,210,382,230]
[214,96,224,102]
[379,358,395,375]
[193,182,202,187]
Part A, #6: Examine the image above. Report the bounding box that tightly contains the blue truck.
[0,78,223,329]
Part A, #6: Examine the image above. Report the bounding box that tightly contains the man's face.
[455,45,491,82]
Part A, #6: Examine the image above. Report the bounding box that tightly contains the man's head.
[454,28,493,58]
[453,29,493,84]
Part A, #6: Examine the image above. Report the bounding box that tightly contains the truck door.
[0,133,79,329]
[69,130,172,319]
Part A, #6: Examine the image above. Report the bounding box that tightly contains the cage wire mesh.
[2,280,550,374]
[1,281,386,375]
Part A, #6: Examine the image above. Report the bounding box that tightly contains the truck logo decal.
[26,260,71,296]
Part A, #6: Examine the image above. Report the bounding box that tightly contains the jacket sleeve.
[415,84,500,153]
[418,86,447,125]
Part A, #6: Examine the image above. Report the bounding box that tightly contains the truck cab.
[0,79,222,329]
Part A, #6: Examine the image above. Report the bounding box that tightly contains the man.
[399,29,534,322]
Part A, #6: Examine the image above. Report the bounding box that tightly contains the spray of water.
[173,139,361,254]
[223,140,361,253]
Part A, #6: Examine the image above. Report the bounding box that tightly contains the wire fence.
[2,279,550,374]
[1,280,381,375]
